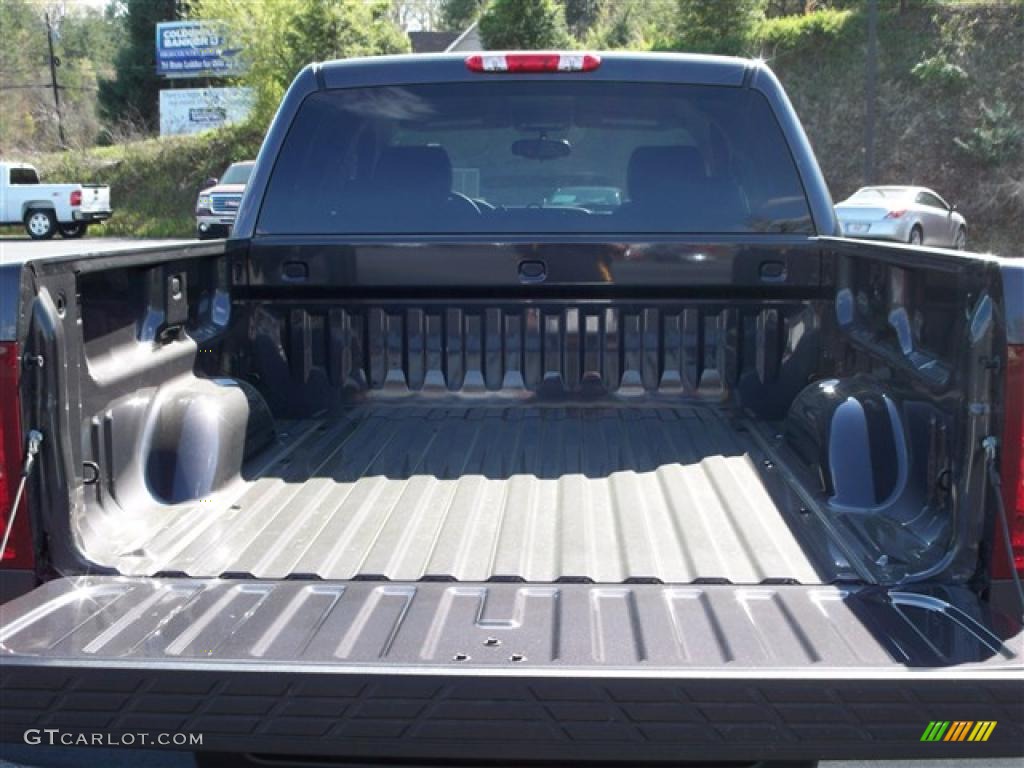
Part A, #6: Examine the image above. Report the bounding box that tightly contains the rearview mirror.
[202,177,218,189]
[511,138,571,161]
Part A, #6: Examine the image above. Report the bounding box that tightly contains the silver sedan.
[835,186,967,249]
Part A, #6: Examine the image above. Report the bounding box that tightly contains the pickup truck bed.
[2,53,1021,764]
[87,402,838,583]
[3,237,1018,761]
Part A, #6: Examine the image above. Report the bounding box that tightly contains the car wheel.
[909,226,923,246]
[24,209,57,240]
[954,226,967,250]
[59,222,87,239]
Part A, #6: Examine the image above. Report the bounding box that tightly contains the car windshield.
[220,163,253,185]
[258,81,813,235]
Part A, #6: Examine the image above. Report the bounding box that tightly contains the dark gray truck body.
[1,53,1021,763]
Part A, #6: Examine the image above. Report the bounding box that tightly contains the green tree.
[580,0,676,49]
[478,0,572,49]
[391,0,444,31]
[439,0,487,31]
[0,0,40,151]
[675,0,765,55]
[585,4,645,49]
[1,0,124,150]
[564,0,605,39]
[196,0,409,125]
[98,0,179,132]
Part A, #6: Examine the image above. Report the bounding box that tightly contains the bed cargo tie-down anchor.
[0,429,43,561]
[156,272,188,343]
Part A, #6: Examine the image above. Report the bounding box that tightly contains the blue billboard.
[156,21,245,79]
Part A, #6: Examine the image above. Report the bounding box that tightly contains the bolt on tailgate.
[1,577,1021,761]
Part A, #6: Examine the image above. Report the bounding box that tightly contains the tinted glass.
[9,168,39,185]
[917,192,946,209]
[221,162,253,185]
[258,82,813,235]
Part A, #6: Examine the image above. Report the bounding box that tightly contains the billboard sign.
[159,87,254,136]
[156,21,245,78]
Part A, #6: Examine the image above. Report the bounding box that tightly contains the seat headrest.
[627,146,706,206]
[374,146,453,198]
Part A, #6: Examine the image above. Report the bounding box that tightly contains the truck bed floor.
[92,404,842,583]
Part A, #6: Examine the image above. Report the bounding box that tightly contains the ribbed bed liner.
[90,404,841,584]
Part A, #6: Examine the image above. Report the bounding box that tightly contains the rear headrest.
[627,146,706,205]
[374,146,452,198]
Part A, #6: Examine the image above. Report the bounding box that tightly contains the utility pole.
[863,0,878,186]
[44,11,67,148]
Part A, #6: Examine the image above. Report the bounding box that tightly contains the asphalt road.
[0,237,198,264]
[0,236,1019,768]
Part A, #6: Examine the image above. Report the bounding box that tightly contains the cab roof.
[316,52,755,90]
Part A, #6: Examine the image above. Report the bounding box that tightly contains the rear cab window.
[257,81,813,236]
[9,167,40,185]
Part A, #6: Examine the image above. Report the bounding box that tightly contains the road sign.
[156,21,245,79]
[159,87,254,136]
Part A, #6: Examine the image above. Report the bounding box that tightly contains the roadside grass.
[19,122,264,240]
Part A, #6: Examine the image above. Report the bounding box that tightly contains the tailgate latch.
[158,272,188,342]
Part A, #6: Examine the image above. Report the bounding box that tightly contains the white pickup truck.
[0,161,111,239]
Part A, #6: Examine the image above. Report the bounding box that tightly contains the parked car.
[835,185,967,248]
[1,53,1021,767]
[195,160,254,239]
[0,161,111,239]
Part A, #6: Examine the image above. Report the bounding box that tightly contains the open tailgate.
[1,577,1021,762]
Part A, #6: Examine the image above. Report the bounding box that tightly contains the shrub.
[754,9,855,52]
[954,99,1023,166]
[20,123,265,238]
[585,5,648,49]
[911,53,968,88]
[674,0,765,56]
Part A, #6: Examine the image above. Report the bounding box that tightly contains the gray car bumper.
[839,219,912,242]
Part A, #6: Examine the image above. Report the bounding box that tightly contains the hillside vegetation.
[764,2,1022,256]
[8,3,1022,254]
[21,124,263,238]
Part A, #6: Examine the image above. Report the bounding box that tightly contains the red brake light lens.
[70,189,82,206]
[466,53,601,73]
[0,342,33,569]
[993,345,1024,579]
[885,209,907,219]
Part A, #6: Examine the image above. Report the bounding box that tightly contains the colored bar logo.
[921,721,997,742]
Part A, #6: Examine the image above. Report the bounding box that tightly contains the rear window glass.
[850,188,909,201]
[257,81,813,236]
[9,168,39,185]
